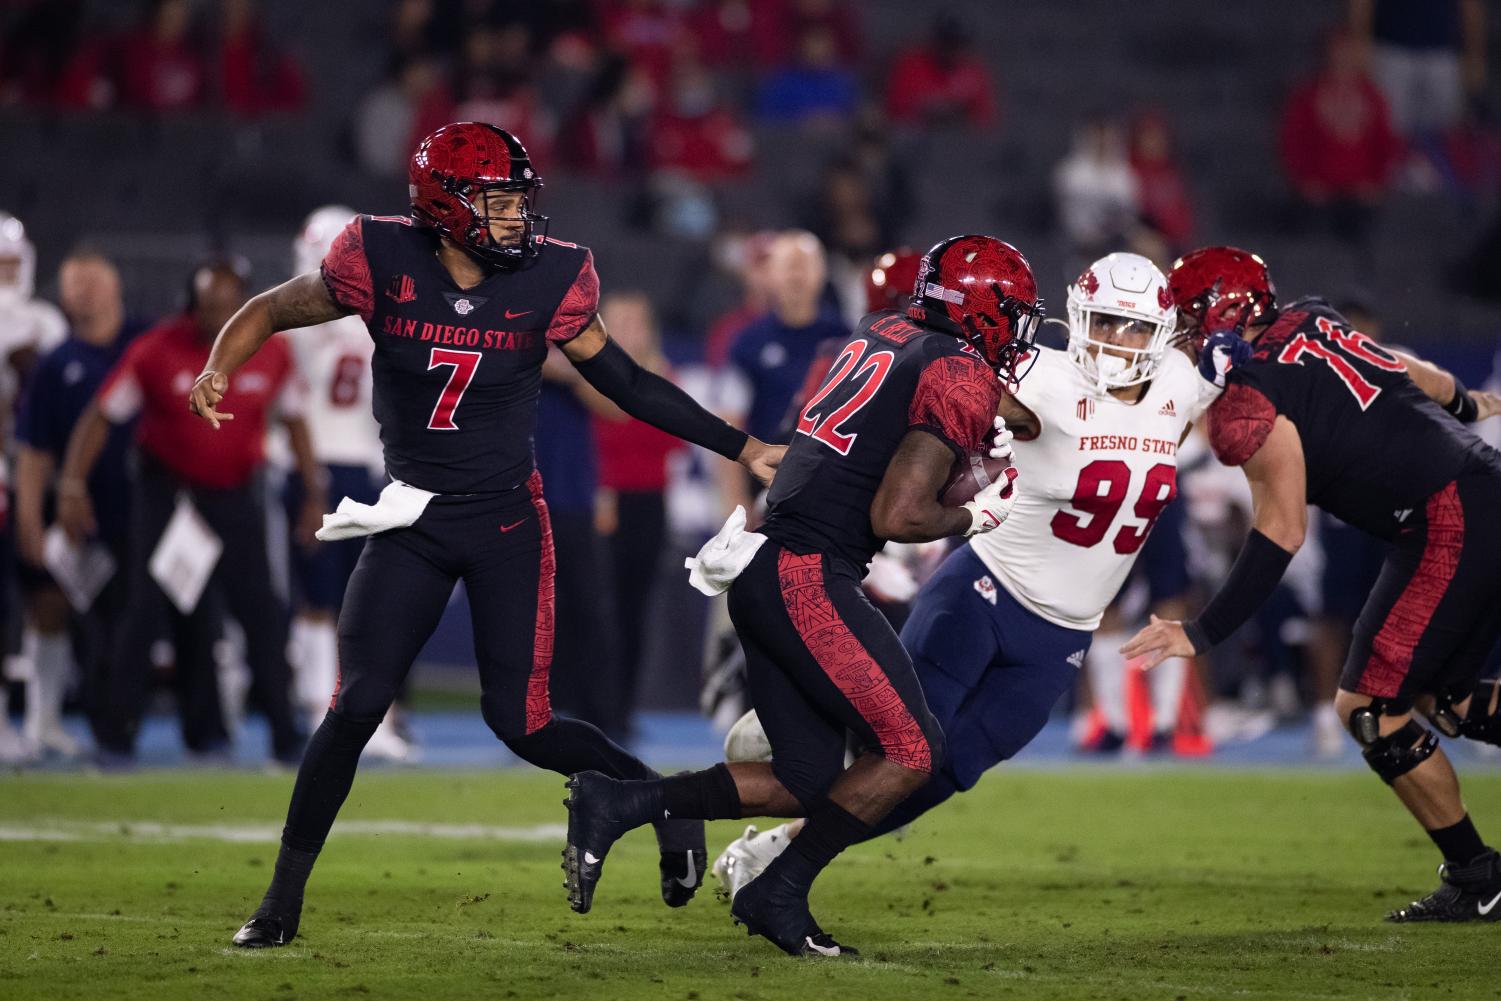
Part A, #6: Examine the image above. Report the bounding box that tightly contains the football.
[939,452,1014,507]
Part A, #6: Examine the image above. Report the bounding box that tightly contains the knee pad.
[1457,679,1501,748]
[1356,718,1440,785]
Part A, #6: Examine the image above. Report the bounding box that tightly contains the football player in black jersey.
[561,236,1043,956]
[187,123,784,948]
[1125,246,1501,923]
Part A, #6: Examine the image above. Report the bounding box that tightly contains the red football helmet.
[866,248,923,313]
[409,122,548,268]
[907,235,1044,384]
[1167,246,1277,347]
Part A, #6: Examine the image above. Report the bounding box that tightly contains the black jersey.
[760,310,1002,572]
[1208,297,1498,540]
[320,215,598,494]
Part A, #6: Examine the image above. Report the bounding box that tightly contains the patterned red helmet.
[866,248,923,313]
[907,235,1044,384]
[1167,246,1277,347]
[409,122,548,268]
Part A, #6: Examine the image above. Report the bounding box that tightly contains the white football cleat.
[711,822,798,901]
[363,715,419,764]
[723,709,772,763]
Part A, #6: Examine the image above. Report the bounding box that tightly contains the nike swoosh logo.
[1480,890,1501,915]
[505,308,532,319]
[673,850,697,888]
[584,851,601,866]
[498,519,526,533]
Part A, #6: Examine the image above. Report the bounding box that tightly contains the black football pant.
[608,491,667,735]
[726,541,944,810]
[279,472,656,855]
[100,456,300,759]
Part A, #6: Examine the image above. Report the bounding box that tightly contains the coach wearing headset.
[58,259,321,766]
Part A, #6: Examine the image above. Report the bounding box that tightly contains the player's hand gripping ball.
[940,418,1016,507]
[945,419,1020,536]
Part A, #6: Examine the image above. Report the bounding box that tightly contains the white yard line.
[0,820,566,844]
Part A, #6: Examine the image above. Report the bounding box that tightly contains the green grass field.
[3,767,1499,1001]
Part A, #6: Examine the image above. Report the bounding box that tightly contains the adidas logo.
[1158,400,1176,416]
[1394,508,1412,523]
[1066,649,1086,669]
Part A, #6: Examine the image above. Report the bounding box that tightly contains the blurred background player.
[13,249,141,760]
[1125,246,1501,923]
[0,211,66,759]
[561,235,1038,957]
[60,258,318,767]
[712,253,1231,896]
[281,206,414,761]
[191,122,783,949]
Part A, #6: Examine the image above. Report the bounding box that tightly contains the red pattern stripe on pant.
[1358,481,1465,698]
[776,549,932,772]
[525,470,556,733]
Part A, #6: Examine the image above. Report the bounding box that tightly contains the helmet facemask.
[1067,302,1171,394]
[966,288,1044,390]
[443,179,549,269]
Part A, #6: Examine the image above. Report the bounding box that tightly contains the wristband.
[1184,529,1294,653]
[1445,377,1479,423]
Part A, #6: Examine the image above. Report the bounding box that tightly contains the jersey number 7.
[427,347,482,430]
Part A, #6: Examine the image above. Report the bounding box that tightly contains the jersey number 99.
[1050,460,1177,554]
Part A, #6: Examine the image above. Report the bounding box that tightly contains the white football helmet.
[1065,252,1176,393]
[0,211,37,308]
[293,205,358,276]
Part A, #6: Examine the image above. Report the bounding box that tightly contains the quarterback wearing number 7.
[187,122,784,948]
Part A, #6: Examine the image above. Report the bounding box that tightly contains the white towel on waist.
[316,480,437,541]
[685,505,768,596]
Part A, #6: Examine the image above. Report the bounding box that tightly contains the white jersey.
[969,346,1218,630]
[284,315,383,470]
[0,297,66,409]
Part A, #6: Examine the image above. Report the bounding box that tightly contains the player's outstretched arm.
[1122,416,1306,668]
[562,315,785,485]
[870,430,983,543]
[189,272,346,429]
[1391,350,1501,423]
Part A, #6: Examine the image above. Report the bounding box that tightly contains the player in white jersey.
[711,253,1236,897]
[0,212,66,762]
[282,206,414,761]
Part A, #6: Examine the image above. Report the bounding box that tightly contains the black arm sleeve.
[573,338,749,460]
[1182,529,1295,654]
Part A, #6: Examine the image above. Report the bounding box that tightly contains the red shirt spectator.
[96,315,302,489]
[119,0,205,112]
[593,413,681,493]
[218,0,306,117]
[741,0,861,70]
[885,17,997,130]
[1128,111,1195,249]
[1279,31,1405,199]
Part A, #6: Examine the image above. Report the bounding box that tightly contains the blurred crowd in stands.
[0,0,1498,765]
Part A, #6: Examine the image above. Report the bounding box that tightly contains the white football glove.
[988,416,1015,462]
[963,465,1019,537]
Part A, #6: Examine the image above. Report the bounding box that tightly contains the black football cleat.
[231,912,298,948]
[730,870,858,958]
[657,846,709,908]
[562,771,654,914]
[654,789,708,908]
[1387,851,1501,923]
